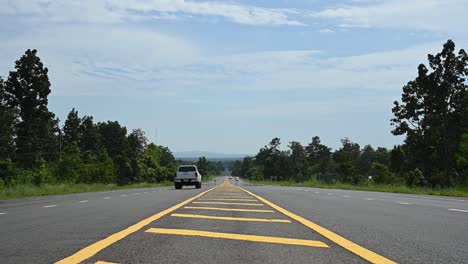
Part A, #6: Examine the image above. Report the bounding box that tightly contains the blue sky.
[1,0,467,154]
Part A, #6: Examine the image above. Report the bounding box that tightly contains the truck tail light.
[194,172,197,176]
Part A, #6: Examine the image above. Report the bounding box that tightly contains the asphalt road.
[0,177,467,264]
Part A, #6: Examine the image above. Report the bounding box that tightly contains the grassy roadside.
[246,180,468,198]
[0,182,173,200]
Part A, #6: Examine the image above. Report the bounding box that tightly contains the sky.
[1,0,467,154]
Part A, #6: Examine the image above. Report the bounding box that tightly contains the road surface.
[0,177,467,263]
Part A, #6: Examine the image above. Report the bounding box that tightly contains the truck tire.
[196,182,201,189]
[175,183,182,189]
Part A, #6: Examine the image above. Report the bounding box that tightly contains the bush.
[406,168,427,187]
[371,162,395,184]
[0,159,16,185]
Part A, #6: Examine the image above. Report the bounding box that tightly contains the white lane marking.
[0,212,6,215]
[364,198,374,201]
[343,195,351,198]
[121,194,127,197]
[133,193,140,195]
[79,200,88,203]
[449,209,468,213]
[327,193,333,195]
[43,205,57,208]
[396,202,412,205]
[314,192,319,194]
[103,197,111,200]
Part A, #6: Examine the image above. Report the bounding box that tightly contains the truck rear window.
[178,166,196,172]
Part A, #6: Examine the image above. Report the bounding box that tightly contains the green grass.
[246,180,468,197]
[0,182,173,200]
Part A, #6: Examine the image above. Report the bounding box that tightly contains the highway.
[0,177,467,264]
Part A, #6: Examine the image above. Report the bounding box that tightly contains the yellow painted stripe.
[95,261,118,264]
[192,201,264,206]
[198,198,258,202]
[183,206,274,213]
[55,186,218,264]
[201,196,254,199]
[171,213,290,223]
[146,228,328,248]
[238,186,397,264]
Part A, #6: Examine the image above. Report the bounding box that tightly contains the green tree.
[63,108,82,148]
[289,141,307,181]
[455,132,468,184]
[58,144,81,183]
[79,116,101,154]
[391,40,468,186]
[5,49,59,167]
[0,77,17,159]
[98,121,127,160]
[127,128,147,159]
[370,162,395,184]
[197,156,208,176]
[159,146,175,167]
[305,136,332,177]
[390,145,406,174]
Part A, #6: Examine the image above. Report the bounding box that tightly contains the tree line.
[232,40,468,188]
[0,49,178,187]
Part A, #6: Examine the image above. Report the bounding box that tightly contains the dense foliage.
[232,40,468,188]
[0,49,177,187]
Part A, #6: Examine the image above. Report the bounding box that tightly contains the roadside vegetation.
[231,40,468,197]
[0,49,222,200]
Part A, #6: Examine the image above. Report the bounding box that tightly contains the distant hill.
[174,151,251,161]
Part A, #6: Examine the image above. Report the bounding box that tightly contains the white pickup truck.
[174,165,202,189]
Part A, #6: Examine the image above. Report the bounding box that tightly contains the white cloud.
[0,0,304,26]
[315,0,468,32]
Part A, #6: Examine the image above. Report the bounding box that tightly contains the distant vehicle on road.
[235,177,239,181]
[229,176,233,180]
[174,165,202,189]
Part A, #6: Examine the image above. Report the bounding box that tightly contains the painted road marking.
[449,209,468,213]
[95,261,118,264]
[171,213,290,223]
[79,200,88,203]
[239,186,397,264]
[193,201,264,206]
[364,198,374,201]
[397,202,412,205]
[103,197,111,200]
[43,205,57,208]
[327,193,333,195]
[121,194,127,197]
[343,195,351,198]
[0,212,6,215]
[146,228,328,248]
[183,206,274,213]
[55,186,218,264]
[314,192,319,194]
[198,198,258,202]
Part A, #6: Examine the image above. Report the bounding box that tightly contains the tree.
[289,141,307,181]
[63,108,81,148]
[79,116,101,154]
[456,132,468,184]
[159,146,175,167]
[4,49,59,167]
[390,145,406,174]
[333,138,360,184]
[391,40,468,186]
[98,121,127,160]
[127,128,147,159]
[0,77,17,159]
[58,144,81,183]
[197,156,208,176]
